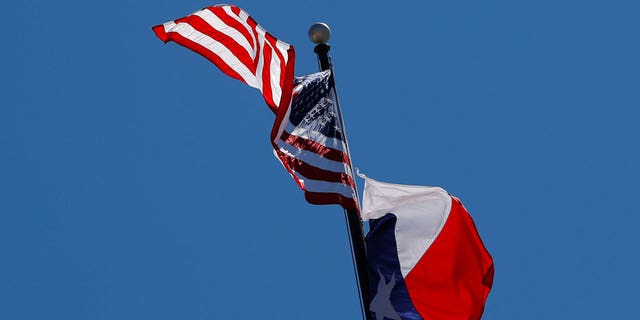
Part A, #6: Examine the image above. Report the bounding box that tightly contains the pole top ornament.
[309,22,331,44]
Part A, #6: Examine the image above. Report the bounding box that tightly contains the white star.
[370,270,401,320]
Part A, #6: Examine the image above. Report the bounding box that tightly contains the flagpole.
[309,23,372,320]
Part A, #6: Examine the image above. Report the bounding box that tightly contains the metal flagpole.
[309,23,372,320]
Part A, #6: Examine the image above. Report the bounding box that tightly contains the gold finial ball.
[309,22,331,44]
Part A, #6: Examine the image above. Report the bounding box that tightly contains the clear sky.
[2,0,639,319]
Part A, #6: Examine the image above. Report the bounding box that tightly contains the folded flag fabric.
[271,71,358,210]
[153,4,295,112]
[360,174,494,320]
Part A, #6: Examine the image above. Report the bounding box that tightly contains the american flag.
[271,70,358,210]
[152,5,295,112]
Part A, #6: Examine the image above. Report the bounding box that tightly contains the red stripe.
[244,12,261,61]
[158,28,246,84]
[263,32,287,89]
[241,11,262,67]
[239,10,280,109]
[260,43,275,109]
[209,6,256,53]
[229,7,278,109]
[213,5,295,113]
[152,24,169,42]
[222,5,294,111]
[277,152,355,186]
[175,15,255,75]
[241,9,260,35]
[276,46,295,112]
[271,147,357,211]
[280,131,350,165]
[304,192,358,211]
[229,5,242,17]
[238,6,286,75]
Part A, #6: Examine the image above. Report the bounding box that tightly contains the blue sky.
[2,0,639,319]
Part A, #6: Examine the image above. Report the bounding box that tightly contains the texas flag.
[359,174,494,320]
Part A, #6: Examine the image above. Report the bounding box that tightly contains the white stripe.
[251,19,268,41]
[195,9,255,59]
[299,175,356,198]
[234,7,267,99]
[239,11,286,107]
[277,141,353,177]
[266,41,283,107]
[275,39,292,58]
[223,5,289,107]
[254,36,266,99]
[163,21,257,88]
[225,7,257,52]
[283,124,347,153]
